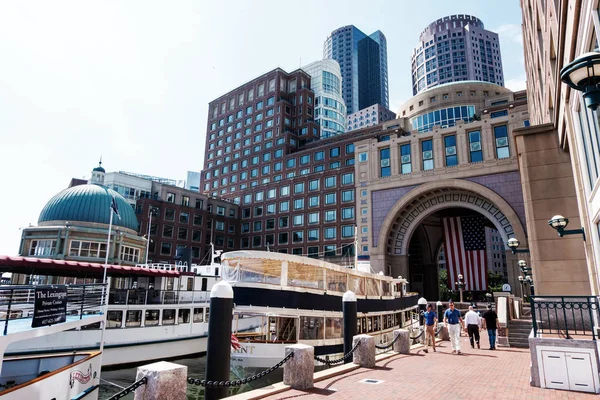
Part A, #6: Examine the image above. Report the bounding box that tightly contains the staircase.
[508,308,532,348]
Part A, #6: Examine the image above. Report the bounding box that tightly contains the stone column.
[283,344,313,390]
[438,324,450,341]
[134,361,187,400]
[392,329,410,354]
[352,334,375,368]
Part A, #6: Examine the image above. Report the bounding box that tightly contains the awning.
[0,255,180,278]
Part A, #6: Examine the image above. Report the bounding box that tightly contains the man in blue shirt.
[422,303,437,353]
[443,300,464,354]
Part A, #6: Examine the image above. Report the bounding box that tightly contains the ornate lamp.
[560,52,600,110]
[548,215,586,240]
[507,237,529,254]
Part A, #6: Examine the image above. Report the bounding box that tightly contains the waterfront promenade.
[231,333,597,400]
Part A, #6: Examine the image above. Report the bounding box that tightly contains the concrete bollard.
[392,329,410,354]
[352,334,375,368]
[438,323,450,341]
[283,344,314,390]
[134,361,187,400]
[418,297,427,326]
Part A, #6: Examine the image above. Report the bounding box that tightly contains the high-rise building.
[301,59,347,139]
[346,104,396,132]
[324,26,389,114]
[411,15,504,95]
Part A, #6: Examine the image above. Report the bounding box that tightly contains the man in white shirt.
[463,305,481,349]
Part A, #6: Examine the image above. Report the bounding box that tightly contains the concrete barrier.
[134,361,187,400]
[352,334,375,368]
[392,329,410,354]
[283,344,314,390]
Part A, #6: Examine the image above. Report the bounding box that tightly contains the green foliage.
[438,269,457,302]
[488,271,504,292]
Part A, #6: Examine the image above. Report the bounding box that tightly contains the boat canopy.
[0,255,180,278]
[221,250,407,297]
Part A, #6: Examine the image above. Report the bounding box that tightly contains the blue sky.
[0,1,525,255]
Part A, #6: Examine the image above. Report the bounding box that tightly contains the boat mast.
[354,225,358,269]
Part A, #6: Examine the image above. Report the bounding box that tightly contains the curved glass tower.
[411,15,504,95]
[302,59,347,138]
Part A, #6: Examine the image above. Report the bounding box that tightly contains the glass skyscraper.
[324,25,389,114]
[411,15,504,95]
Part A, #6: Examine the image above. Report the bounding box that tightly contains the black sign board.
[32,286,68,328]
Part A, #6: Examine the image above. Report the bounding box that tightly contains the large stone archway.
[370,179,528,297]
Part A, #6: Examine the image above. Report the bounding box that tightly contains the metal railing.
[108,289,209,305]
[530,296,599,340]
[0,284,106,335]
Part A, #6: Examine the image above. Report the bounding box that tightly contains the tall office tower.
[302,59,347,139]
[324,26,389,114]
[411,15,504,95]
[202,68,319,198]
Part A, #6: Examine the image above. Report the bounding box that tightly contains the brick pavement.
[259,331,597,400]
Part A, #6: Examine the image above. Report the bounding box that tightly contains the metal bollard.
[436,300,443,322]
[205,281,234,400]
[343,291,357,364]
[418,297,427,326]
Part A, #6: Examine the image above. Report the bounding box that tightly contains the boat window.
[236,258,282,285]
[107,311,122,329]
[125,310,142,327]
[366,279,381,296]
[361,317,367,333]
[367,317,372,332]
[357,318,362,334]
[187,278,193,291]
[275,317,297,342]
[206,308,210,323]
[145,310,160,326]
[162,309,176,325]
[179,309,191,324]
[299,316,324,340]
[166,278,175,291]
[348,275,365,296]
[326,270,347,293]
[193,308,204,323]
[381,281,391,296]
[288,262,323,290]
[325,317,343,339]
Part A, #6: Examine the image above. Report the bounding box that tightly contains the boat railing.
[108,289,210,306]
[0,283,106,335]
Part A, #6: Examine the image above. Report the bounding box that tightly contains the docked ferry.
[221,251,419,367]
[0,254,259,367]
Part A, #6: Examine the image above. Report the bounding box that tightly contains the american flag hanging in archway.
[442,216,488,291]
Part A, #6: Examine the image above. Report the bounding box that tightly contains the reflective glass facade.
[410,105,475,133]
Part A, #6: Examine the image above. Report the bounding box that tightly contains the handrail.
[530,295,599,339]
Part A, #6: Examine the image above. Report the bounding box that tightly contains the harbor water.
[98,356,284,400]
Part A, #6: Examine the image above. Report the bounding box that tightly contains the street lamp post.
[560,51,600,110]
[518,275,525,299]
[455,274,465,304]
[485,292,493,307]
[548,215,586,241]
[506,237,530,254]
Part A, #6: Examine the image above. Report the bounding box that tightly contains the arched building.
[354,81,530,299]
[18,163,147,267]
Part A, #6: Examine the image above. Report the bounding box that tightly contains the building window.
[342,207,354,220]
[178,227,188,240]
[325,210,336,222]
[29,239,57,256]
[293,231,304,243]
[493,125,510,159]
[341,173,354,185]
[179,212,190,224]
[444,135,458,167]
[165,208,175,221]
[469,130,483,162]
[160,242,172,255]
[294,198,304,210]
[308,212,319,224]
[307,229,319,241]
[359,152,368,162]
[278,232,289,244]
[314,151,325,161]
[342,189,354,202]
[325,193,336,205]
[324,245,336,256]
[422,139,434,170]
[400,143,411,174]
[380,148,391,177]
[166,192,176,203]
[325,176,336,188]
[490,110,508,118]
[324,227,336,240]
[309,195,320,207]
[330,147,340,157]
[309,179,319,191]
[342,225,354,238]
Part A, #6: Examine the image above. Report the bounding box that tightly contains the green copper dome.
[38,184,138,231]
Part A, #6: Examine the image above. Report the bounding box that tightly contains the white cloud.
[493,24,523,45]
[505,75,527,91]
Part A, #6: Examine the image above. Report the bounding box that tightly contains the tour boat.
[221,251,420,368]
[0,283,105,399]
[0,252,257,368]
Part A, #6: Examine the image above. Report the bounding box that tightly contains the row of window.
[106,307,209,329]
[362,125,509,176]
[240,191,355,218]
[240,208,355,232]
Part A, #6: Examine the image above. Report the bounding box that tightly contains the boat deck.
[2,314,101,335]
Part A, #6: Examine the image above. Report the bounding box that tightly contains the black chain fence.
[187,351,294,388]
[106,377,147,400]
[314,339,361,365]
[375,332,402,350]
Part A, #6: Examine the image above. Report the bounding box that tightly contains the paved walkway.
[259,332,597,400]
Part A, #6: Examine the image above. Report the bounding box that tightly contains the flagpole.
[100,207,114,355]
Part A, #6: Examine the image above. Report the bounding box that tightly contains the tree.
[438,269,457,301]
[488,271,504,292]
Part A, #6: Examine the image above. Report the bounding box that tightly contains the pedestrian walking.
[482,304,499,350]
[443,300,464,354]
[422,303,437,353]
[464,305,481,349]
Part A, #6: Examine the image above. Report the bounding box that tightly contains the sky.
[0,1,526,255]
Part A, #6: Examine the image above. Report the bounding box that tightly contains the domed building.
[18,163,147,266]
